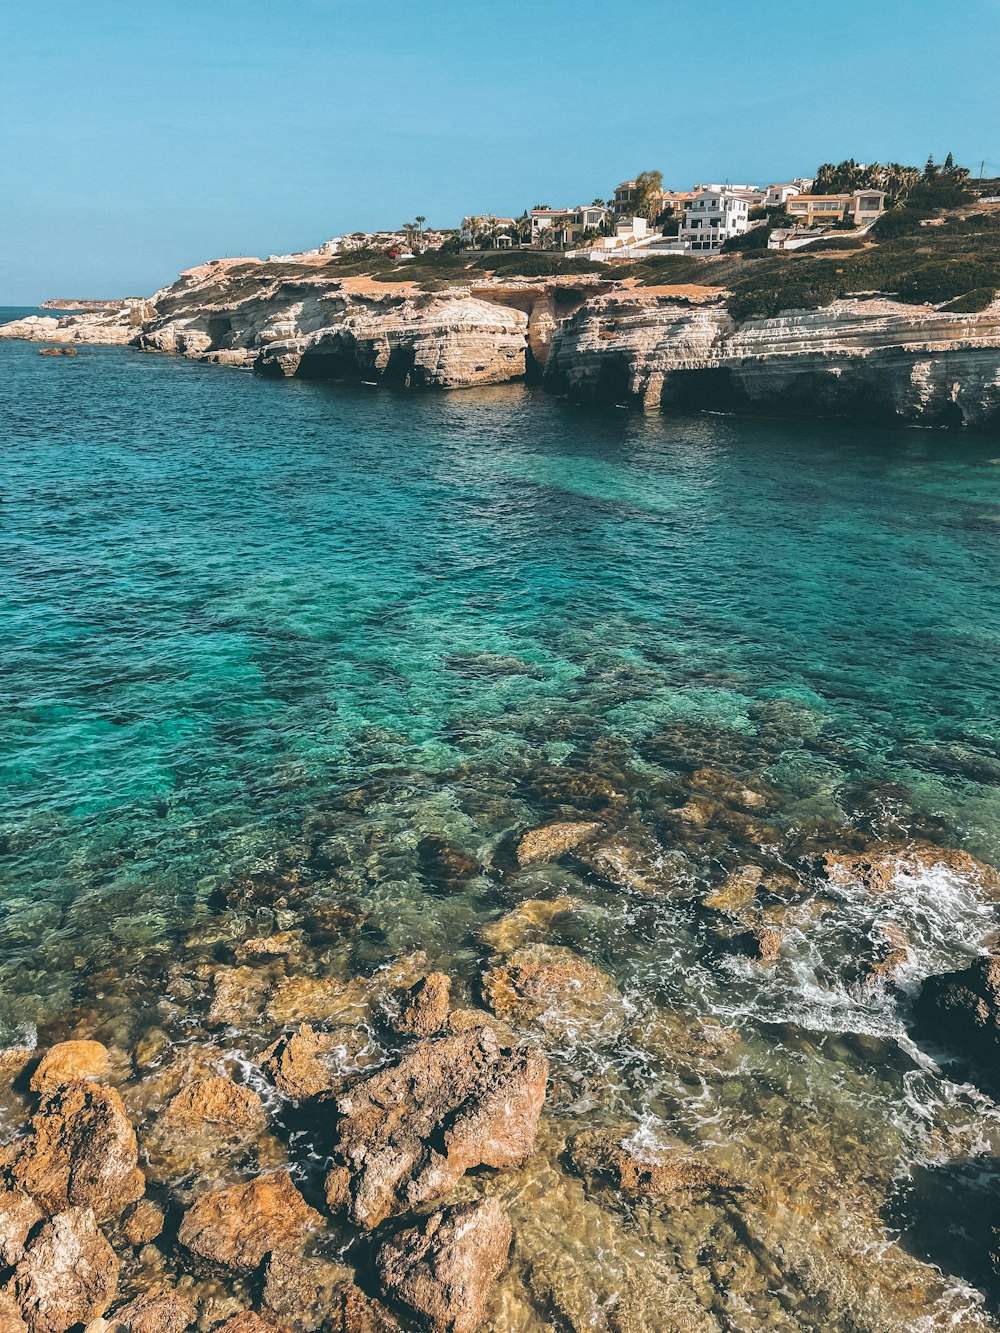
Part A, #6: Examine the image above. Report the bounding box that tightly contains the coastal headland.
[5,189,1000,429]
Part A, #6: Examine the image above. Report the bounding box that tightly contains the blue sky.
[3,0,998,303]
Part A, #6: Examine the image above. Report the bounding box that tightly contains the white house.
[765,182,803,208]
[679,187,751,252]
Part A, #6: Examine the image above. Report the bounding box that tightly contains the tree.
[943,152,954,173]
[415,215,426,233]
[924,154,938,180]
[632,170,664,223]
[462,216,480,247]
[402,222,419,251]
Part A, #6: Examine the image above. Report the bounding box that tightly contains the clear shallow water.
[3,321,1000,1327]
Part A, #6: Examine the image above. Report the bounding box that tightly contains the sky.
[2,0,998,303]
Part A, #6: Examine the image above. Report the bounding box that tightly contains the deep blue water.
[5,318,1000,1321]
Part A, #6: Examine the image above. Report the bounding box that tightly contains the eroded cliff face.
[4,258,1000,427]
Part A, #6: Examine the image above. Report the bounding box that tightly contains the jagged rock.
[206,967,271,1028]
[30,1041,111,1094]
[672,796,722,827]
[262,1249,353,1331]
[324,1027,546,1229]
[11,1082,144,1221]
[515,821,601,867]
[416,838,481,890]
[105,1292,197,1333]
[822,840,1000,896]
[177,1170,322,1272]
[915,953,1000,1075]
[11,1207,119,1333]
[481,944,624,1037]
[0,1185,43,1267]
[157,1077,266,1134]
[702,865,764,914]
[0,1291,26,1332]
[235,931,307,960]
[120,1199,164,1246]
[375,1200,511,1333]
[335,1289,403,1333]
[478,897,580,954]
[689,767,776,811]
[261,1024,370,1099]
[387,973,451,1037]
[213,1318,283,1333]
[721,923,783,965]
[266,976,369,1027]
[568,1127,738,1200]
[573,829,687,897]
[0,1048,33,1084]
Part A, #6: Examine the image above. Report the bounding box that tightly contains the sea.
[2,312,1000,1328]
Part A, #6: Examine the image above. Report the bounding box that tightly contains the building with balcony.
[678,187,751,252]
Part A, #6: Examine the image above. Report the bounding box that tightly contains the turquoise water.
[4,320,1000,1324]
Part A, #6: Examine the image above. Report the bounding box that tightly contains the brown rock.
[335,1289,403,1333]
[213,1318,283,1333]
[515,821,601,867]
[375,1200,511,1333]
[266,976,368,1027]
[388,974,451,1037]
[107,1291,197,1333]
[11,1207,119,1333]
[573,829,685,898]
[481,944,624,1037]
[568,1127,738,1200]
[416,838,481,890]
[702,865,764,914]
[0,1185,43,1268]
[478,897,580,954]
[262,1249,353,1331]
[177,1170,322,1272]
[0,1291,26,1332]
[672,796,721,827]
[30,1042,110,1094]
[158,1077,266,1134]
[206,966,271,1028]
[689,767,777,811]
[12,1083,144,1221]
[121,1199,164,1246]
[260,1024,368,1100]
[729,924,783,965]
[235,931,307,960]
[325,1027,546,1229]
[0,1048,33,1085]
[822,841,1000,896]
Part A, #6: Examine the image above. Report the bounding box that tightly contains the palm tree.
[402,222,419,251]
[416,215,426,233]
[462,216,480,248]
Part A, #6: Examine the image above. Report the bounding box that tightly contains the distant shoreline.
[40,298,128,311]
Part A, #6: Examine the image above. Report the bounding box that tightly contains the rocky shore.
[5,257,1000,427]
[4,754,1000,1332]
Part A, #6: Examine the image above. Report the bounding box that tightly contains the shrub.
[940,288,996,313]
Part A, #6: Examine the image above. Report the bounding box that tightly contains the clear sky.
[3,0,998,303]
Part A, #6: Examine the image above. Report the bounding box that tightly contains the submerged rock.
[689,767,777,811]
[416,837,481,891]
[158,1076,266,1134]
[0,1185,42,1268]
[481,944,624,1037]
[516,821,601,867]
[29,1041,110,1094]
[386,973,452,1037]
[375,1199,511,1333]
[568,1127,739,1201]
[104,1291,197,1333]
[915,953,1000,1073]
[11,1082,144,1222]
[261,1023,371,1099]
[11,1207,119,1333]
[325,1027,546,1229]
[573,828,686,898]
[177,1170,322,1272]
[262,1249,354,1331]
[120,1199,164,1246]
[478,897,581,954]
[701,865,764,914]
[822,840,1000,896]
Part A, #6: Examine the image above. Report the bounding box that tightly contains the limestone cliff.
[4,257,999,428]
